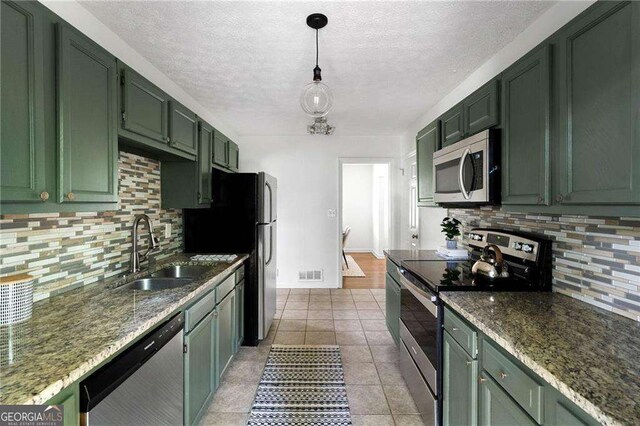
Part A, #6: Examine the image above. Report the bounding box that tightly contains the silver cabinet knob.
[66,192,75,201]
[40,191,49,201]
[499,371,508,380]
[556,194,564,202]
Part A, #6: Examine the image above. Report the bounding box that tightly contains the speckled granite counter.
[0,253,248,405]
[384,249,443,265]
[440,292,640,426]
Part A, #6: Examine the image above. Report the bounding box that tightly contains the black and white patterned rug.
[247,345,352,425]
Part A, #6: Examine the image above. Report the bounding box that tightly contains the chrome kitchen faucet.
[130,214,160,273]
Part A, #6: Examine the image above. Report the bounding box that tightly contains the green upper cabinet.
[57,24,118,203]
[465,79,499,136]
[554,1,640,205]
[228,141,239,172]
[213,133,228,168]
[198,121,214,205]
[169,100,198,156]
[184,310,216,426]
[416,120,439,206]
[1,0,47,203]
[440,103,465,148]
[120,66,169,145]
[443,331,478,426]
[501,45,551,206]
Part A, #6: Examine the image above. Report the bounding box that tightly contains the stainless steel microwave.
[432,129,500,204]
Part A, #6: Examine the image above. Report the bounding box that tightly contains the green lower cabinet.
[216,289,236,380]
[501,45,551,206]
[235,280,245,350]
[184,310,216,426]
[385,273,401,345]
[47,385,79,426]
[1,0,47,204]
[545,388,600,426]
[443,331,478,426]
[56,24,118,204]
[479,372,537,426]
[416,121,439,206]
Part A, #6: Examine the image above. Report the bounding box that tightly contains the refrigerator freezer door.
[258,173,277,224]
[258,222,277,339]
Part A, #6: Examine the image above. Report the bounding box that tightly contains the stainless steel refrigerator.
[183,171,277,344]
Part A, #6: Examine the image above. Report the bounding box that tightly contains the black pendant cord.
[313,28,322,81]
[316,28,319,68]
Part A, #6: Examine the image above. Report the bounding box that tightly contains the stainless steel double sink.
[123,265,211,291]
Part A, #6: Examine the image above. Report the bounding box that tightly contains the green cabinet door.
[1,0,47,203]
[545,388,600,426]
[479,373,536,426]
[554,1,640,205]
[385,274,401,345]
[213,133,228,168]
[464,79,499,136]
[169,100,198,155]
[47,385,78,426]
[228,141,239,172]
[501,45,551,206]
[184,310,215,426]
[198,121,214,205]
[443,331,478,426]
[57,25,118,203]
[440,103,465,148]
[121,67,169,144]
[416,121,439,206]
[216,289,236,380]
[235,280,245,350]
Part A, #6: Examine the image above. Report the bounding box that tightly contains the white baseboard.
[278,283,339,289]
[344,248,385,259]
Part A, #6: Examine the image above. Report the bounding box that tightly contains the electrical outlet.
[327,209,336,218]
[164,223,172,239]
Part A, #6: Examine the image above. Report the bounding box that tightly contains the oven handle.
[458,148,472,200]
[397,268,438,318]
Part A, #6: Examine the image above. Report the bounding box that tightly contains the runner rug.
[247,345,352,425]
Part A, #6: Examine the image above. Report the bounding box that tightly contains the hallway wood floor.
[343,252,386,289]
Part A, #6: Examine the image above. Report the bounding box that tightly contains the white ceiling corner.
[79,1,555,137]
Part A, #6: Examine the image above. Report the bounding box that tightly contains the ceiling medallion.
[301,13,335,134]
[307,117,335,135]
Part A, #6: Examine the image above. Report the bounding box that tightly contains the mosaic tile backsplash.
[0,152,183,301]
[449,207,640,322]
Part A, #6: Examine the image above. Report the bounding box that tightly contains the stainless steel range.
[395,228,552,425]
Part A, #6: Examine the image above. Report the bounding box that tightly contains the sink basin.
[124,277,192,291]
[150,265,210,279]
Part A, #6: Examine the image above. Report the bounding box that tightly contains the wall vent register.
[298,270,323,282]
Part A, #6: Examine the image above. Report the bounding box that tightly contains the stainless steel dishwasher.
[80,313,184,426]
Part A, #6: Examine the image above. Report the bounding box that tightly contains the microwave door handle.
[458,148,472,200]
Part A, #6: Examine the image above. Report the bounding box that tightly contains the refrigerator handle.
[265,226,273,266]
[265,181,273,223]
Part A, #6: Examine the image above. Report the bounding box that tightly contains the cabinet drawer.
[444,308,478,358]
[482,340,544,423]
[235,267,245,284]
[399,339,438,424]
[216,274,236,304]
[386,258,402,284]
[185,289,216,333]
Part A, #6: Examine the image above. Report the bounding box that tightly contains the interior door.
[403,154,420,248]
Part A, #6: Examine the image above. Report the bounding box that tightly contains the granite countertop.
[440,291,640,426]
[0,253,248,405]
[384,249,444,265]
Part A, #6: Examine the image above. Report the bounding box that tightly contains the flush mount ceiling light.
[300,13,334,118]
[307,117,335,135]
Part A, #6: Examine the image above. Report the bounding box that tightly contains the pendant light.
[300,13,334,118]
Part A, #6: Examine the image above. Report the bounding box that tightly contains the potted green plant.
[441,217,462,249]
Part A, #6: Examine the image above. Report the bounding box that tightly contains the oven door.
[398,270,439,426]
[433,137,489,204]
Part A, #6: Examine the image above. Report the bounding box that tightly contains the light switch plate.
[164,223,172,239]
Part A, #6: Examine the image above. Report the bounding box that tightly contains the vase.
[446,239,457,250]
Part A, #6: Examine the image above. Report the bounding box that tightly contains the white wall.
[239,135,401,288]
[400,1,595,248]
[342,165,374,252]
[40,0,238,141]
[371,164,390,258]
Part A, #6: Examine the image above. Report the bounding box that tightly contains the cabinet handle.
[452,327,459,331]
[556,194,564,202]
[537,195,543,204]
[66,192,75,201]
[39,191,49,201]
[499,371,508,380]
[466,361,472,366]
[479,376,487,383]
[197,191,201,201]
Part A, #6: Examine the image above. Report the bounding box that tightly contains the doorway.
[338,160,392,289]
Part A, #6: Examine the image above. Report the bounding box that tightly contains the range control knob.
[522,244,534,253]
[513,242,523,251]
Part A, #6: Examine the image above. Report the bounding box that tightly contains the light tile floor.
[201,288,427,426]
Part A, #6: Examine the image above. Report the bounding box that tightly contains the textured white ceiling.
[80,1,554,136]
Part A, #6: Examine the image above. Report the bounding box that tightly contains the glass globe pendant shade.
[300,80,334,118]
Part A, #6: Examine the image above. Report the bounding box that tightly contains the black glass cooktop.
[400,259,539,293]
